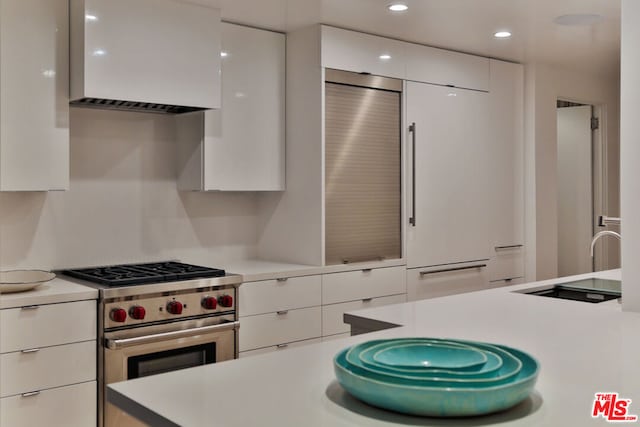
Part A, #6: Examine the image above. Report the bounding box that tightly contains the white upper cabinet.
[177,23,285,191]
[0,0,69,191]
[405,43,489,91]
[321,26,406,78]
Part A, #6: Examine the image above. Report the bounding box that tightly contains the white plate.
[0,270,56,293]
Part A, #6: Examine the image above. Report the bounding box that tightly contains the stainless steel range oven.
[64,262,242,427]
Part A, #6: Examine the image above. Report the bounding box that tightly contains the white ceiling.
[193,0,621,79]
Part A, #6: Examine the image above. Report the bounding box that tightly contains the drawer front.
[488,245,525,282]
[239,275,321,317]
[239,338,322,358]
[322,332,350,342]
[0,300,96,353]
[322,266,406,305]
[1,340,96,398]
[239,306,321,352]
[407,263,489,301]
[0,381,96,427]
[322,294,406,336]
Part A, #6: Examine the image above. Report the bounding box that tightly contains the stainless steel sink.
[518,278,621,303]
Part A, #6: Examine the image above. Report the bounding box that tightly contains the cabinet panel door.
[407,263,489,301]
[0,382,96,427]
[0,0,69,190]
[0,300,97,353]
[321,26,406,78]
[203,23,285,191]
[406,81,491,268]
[405,43,489,91]
[239,275,321,317]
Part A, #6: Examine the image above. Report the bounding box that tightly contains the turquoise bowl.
[348,339,521,385]
[334,343,539,417]
[374,342,487,369]
[359,339,503,379]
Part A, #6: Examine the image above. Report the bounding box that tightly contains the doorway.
[556,100,602,277]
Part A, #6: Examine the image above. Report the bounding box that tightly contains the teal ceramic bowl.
[359,340,503,379]
[334,343,539,417]
[348,339,521,385]
[373,342,487,369]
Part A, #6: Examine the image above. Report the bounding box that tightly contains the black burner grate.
[63,262,226,286]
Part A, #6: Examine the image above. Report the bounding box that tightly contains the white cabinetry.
[407,262,489,301]
[404,43,489,91]
[178,23,285,191]
[0,300,97,426]
[486,60,525,283]
[239,275,322,354]
[0,0,69,191]
[406,81,491,268]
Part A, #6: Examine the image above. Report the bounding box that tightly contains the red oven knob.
[218,295,233,308]
[129,305,146,320]
[110,308,127,323]
[201,296,217,310]
[166,301,183,315]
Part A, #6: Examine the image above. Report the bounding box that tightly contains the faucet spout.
[590,230,621,257]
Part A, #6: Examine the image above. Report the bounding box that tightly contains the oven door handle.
[105,321,240,350]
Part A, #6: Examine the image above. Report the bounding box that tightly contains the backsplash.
[0,108,260,270]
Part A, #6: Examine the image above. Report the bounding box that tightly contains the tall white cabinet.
[177,22,285,191]
[0,0,69,191]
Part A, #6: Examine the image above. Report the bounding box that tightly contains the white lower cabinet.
[489,277,525,288]
[239,306,322,352]
[322,294,406,336]
[0,299,97,426]
[407,262,489,301]
[0,381,96,427]
[239,338,322,358]
[322,266,406,304]
[487,245,525,282]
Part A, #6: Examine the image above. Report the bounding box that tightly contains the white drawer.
[407,263,489,301]
[0,300,96,353]
[322,294,406,336]
[239,338,322,358]
[239,306,321,352]
[239,275,321,317]
[0,381,96,427]
[1,340,96,398]
[487,245,525,282]
[322,266,406,305]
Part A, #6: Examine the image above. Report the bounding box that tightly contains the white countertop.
[0,276,98,309]
[108,269,640,427]
[225,258,406,282]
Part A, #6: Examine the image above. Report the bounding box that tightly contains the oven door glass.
[127,342,216,379]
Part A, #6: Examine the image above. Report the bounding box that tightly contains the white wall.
[524,64,620,281]
[0,108,260,270]
[621,0,640,312]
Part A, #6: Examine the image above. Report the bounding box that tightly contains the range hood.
[70,0,221,114]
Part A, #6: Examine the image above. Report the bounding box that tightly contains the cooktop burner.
[63,261,226,287]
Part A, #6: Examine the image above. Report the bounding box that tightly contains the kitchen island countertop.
[108,269,640,427]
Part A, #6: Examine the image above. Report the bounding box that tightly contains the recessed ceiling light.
[85,14,98,21]
[554,14,604,26]
[388,3,408,12]
[494,31,512,39]
[220,51,228,57]
[379,54,392,60]
[92,49,106,56]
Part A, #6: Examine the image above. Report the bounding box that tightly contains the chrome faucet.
[590,230,621,257]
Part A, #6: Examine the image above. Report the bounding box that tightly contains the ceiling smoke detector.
[554,14,604,26]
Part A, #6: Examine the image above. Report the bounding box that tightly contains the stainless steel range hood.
[70,0,221,114]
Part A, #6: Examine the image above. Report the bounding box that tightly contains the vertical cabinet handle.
[409,122,417,226]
